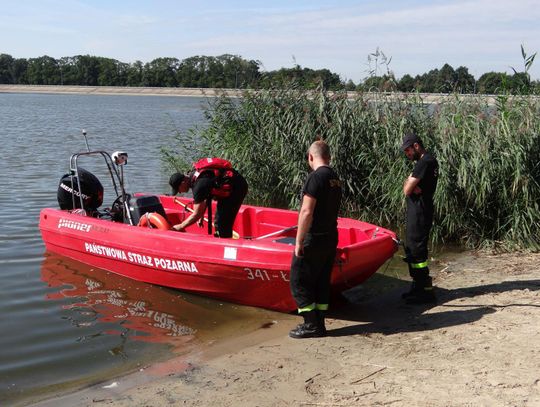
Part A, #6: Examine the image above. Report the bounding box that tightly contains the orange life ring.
[138,212,171,230]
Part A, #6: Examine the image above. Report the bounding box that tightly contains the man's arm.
[403,175,422,196]
[173,201,207,232]
[295,194,316,257]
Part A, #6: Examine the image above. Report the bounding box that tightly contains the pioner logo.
[58,218,92,232]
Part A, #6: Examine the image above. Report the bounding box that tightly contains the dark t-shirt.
[407,151,439,215]
[192,174,214,204]
[192,171,247,204]
[302,166,342,235]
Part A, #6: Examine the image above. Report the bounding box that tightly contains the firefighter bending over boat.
[289,140,342,339]
[169,158,248,238]
[401,132,439,304]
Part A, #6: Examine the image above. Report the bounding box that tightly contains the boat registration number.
[244,268,289,282]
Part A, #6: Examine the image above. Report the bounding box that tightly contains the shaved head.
[309,140,331,161]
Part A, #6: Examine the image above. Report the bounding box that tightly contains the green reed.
[163,88,540,251]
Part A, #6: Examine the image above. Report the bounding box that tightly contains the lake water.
[0,93,283,406]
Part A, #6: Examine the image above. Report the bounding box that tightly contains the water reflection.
[40,252,282,345]
[41,253,214,348]
[2,253,281,405]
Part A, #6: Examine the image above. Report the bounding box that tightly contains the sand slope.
[36,251,540,406]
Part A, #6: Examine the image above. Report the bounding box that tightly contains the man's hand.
[173,224,186,232]
[295,242,304,258]
[294,194,315,258]
[403,175,421,196]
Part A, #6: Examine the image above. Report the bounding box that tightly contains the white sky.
[1,0,539,82]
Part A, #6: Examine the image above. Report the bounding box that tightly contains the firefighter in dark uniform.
[401,132,439,304]
[169,164,248,238]
[289,140,342,339]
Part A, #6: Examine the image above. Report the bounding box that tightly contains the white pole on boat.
[82,129,90,152]
[254,225,298,240]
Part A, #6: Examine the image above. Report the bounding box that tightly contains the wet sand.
[32,250,540,406]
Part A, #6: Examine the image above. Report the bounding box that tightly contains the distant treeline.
[0,52,538,94]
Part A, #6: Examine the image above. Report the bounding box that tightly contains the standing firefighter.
[401,132,439,304]
[289,140,342,339]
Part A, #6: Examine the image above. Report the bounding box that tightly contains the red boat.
[39,149,398,312]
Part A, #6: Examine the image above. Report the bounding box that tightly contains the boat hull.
[39,196,398,312]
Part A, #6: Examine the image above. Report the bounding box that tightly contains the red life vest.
[191,158,235,200]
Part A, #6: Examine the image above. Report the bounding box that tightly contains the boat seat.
[129,195,168,225]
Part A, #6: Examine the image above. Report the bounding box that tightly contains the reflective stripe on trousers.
[298,303,328,313]
[411,261,428,269]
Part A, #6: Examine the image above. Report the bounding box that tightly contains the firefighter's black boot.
[316,310,327,336]
[401,264,420,299]
[289,310,326,339]
[405,269,436,304]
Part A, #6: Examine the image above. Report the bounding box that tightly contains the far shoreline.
[0,84,520,104]
[0,84,241,98]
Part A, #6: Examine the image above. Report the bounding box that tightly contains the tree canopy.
[0,52,538,94]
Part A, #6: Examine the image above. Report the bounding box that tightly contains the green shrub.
[163,88,540,251]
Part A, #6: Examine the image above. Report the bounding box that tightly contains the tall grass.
[163,88,540,251]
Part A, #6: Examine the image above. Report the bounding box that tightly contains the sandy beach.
[0,84,241,98]
[33,250,540,407]
[0,84,512,105]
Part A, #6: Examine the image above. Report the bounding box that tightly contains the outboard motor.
[57,168,104,212]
